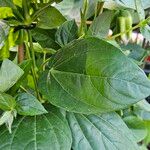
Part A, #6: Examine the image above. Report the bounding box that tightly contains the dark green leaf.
[87,11,114,38]
[0,107,72,150]
[37,6,66,29]
[32,28,60,49]
[16,93,47,116]
[55,20,78,47]
[67,112,139,150]
[0,92,16,111]
[40,37,150,114]
[123,115,147,142]
[0,59,24,92]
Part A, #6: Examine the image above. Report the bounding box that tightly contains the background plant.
[0,0,150,150]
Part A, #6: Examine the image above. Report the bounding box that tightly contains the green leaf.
[10,59,32,94]
[123,115,147,142]
[37,6,66,29]
[55,20,78,47]
[120,43,146,61]
[0,59,24,92]
[16,93,47,116]
[0,7,13,19]
[40,37,150,114]
[0,0,15,8]
[0,21,10,46]
[0,106,72,150]
[0,92,16,111]
[87,11,114,38]
[31,28,60,49]
[144,121,150,145]
[134,0,145,21]
[134,100,150,120]
[67,112,139,150]
[140,25,150,41]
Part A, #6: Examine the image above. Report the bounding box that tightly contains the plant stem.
[94,2,104,18]
[78,0,88,37]
[108,16,150,40]
[18,44,24,63]
[27,30,41,100]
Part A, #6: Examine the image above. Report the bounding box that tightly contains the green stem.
[108,16,150,40]
[27,30,41,100]
[94,2,104,18]
[43,52,46,71]
[79,0,88,37]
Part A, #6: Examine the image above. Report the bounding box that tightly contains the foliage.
[0,0,150,149]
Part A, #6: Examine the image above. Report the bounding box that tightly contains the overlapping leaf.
[0,107,72,150]
[67,112,139,150]
[0,59,24,92]
[39,37,150,114]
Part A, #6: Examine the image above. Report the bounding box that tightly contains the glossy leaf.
[37,6,66,29]
[0,59,24,92]
[67,112,139,150]
[0,92,16,111]
[0,107,72,150]
[123,115,147,142]
[55,20,78,47]
[16,93,47,116]
[40,37,150,114]
[87,11,114,38]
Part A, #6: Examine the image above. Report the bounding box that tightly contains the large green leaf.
[87,11,114,38]
[0,107,72,150]
[0,92,16,111]
[39,37,150,114]
[37,6,66,29]
[123,115,147,142]
[67,112,139,150]
[55,20,78,47]
[16,93,48,116]
[0,59,24,92]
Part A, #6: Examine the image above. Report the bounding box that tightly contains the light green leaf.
[140,25,150,41]
[0,59,24,92]
[37,6,66,29]
[0,20,10,46]
[39,37,150,114]
[55,20,78,47]
[134,0,145,21]
[134,100,150,120]
[16,93,48,116]
[67,112,139,150]
[0,106,72,150]
[0,92,16,111]
[87,11,114,38]
[123,116,147,142]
